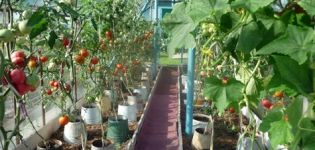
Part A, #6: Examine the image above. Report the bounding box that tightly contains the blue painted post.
[185,48,195,135]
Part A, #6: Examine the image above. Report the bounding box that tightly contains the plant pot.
[96,94,112,116]
[133,87,148,101]
[191,128,212,150]
[81,104,101,124]
[193,114,212,133]
[63,120,86,144]
[37,139,63,150]
[118,103,137,122]
[107,115,129,144]
[127,95,139,105]
[91,139,115,150]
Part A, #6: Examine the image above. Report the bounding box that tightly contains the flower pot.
[96,94,112,116]
[191,128,212,150]
[133,87,148,101]
[63,120,86,144]
[193,114,212,133]
[37,139,63,150]
[91,139,115,150]
[127,95,139,105]
[81,104,101,125]
[118,103,137,122]
[107,115,129,144]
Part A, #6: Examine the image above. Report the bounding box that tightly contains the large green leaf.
[259,109,283,132]
[269,120,294,149]
[286,96,303,131]
[300,118,315,150]
[203,77,243,113]
[272,55,312,94]
[29,18,48,40]
[162,2,197,57]
[298,0,315,16]
[236,22,262,52]
[257,25,315,64]
[186,0,230,25]
[231,0,274,13]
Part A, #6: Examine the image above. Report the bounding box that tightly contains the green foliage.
[203,77,243,113]
[231,0,274,13]
[269,119,294,148]
[257,25,315,65]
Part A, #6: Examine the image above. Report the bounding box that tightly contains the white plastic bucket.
[81,104,102,125]
[192,128,212,150]
[63,121,85,144]
[118,104,137,122]
[127,95,139,105]
[133,87,148,101]
[193,114,211,133]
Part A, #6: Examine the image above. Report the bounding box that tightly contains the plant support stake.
[185,48,195,135]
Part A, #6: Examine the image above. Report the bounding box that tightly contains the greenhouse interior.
[0,0,315,150]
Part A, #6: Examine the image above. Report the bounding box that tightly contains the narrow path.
[134,67,179,150]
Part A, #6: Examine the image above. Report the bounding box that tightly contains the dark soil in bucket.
[37,139,62,150]
[92,139,111,147]
[193,115,210,122]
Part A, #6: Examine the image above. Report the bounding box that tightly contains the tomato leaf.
[272,55,313,94]
[257,25,315,64]
[186,0,230,24]
[203,77,243,113]
[299,118,315,150]
[298,0,315,16]
[162,2,197,57]
[236,22,263,52]
[269,120,294,149]
[231,0,274,13]
[29,18,48,40]
[91,18,98,31]
[27,10,45,27]
[259,109,282,132]
[48,31,58,49]
[286,96,304,131]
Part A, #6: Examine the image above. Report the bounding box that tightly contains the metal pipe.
[185,48,195,135]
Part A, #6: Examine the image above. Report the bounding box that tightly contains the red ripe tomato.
[40,56,48,63]
[46,89,53,95]
[49,80,55,86]
[90,56,99,65]
[29,56,38,62]
[105,31,113,40]
[74,55,85,65]
[228,107,235,113]
[261,99,273,109]
[15,83,29,95]
[9,69,26,85]
[116,63,123,70]
[11,57,25,67]
[11,50,25,59]
[79,49,89,58]
[62,37,70,48]
[52,81,59,88]
[59,115,70,126]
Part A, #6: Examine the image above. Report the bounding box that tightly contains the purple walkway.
[134,67,179,150]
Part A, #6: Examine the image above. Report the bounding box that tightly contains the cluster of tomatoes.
[2,50,50,96]
[46,80,71,96]
[261,91,285,110]
[74,48,99,66]
[113,63,127,76]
